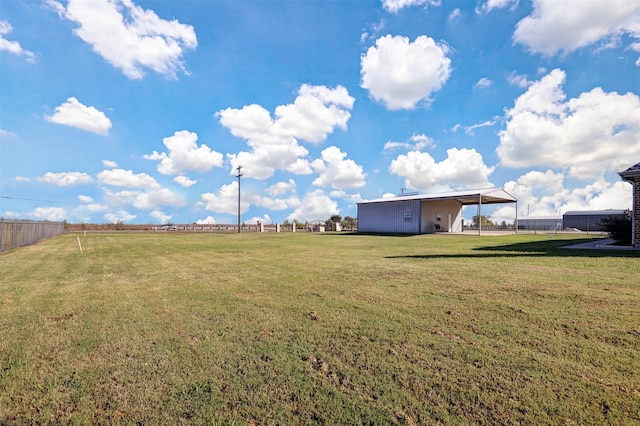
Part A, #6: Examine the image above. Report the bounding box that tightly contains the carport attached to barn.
[357,188,517,234]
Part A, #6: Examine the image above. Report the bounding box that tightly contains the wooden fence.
[0,219,65,252]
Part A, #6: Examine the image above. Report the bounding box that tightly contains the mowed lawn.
[1,232,639,425]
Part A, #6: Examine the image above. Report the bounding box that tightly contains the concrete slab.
[561,239,640,250]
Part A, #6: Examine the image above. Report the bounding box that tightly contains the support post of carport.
[515,201,518,234]
[478,194,482,236]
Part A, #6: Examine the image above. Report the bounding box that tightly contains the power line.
[0,195,74,205]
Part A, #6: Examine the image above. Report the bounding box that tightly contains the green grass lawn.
[1,232,639,424]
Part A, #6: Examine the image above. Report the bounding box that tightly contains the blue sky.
[1,0,640,225]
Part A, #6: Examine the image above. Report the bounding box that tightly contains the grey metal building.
[357,188,517,234]
[562,210,629,232]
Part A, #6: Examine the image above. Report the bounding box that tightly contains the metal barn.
[562,210,630,232]
[357,188,517,234]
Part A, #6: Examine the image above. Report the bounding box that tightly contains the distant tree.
[323,215,341,231]
[472,215,493,228]
[343,216,357,231]
[601,215,632,245]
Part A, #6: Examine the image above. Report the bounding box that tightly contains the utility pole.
[236,165,243,233]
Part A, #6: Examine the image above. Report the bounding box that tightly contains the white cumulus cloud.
[104,210,137,223]
[361,35,452,110]
[382,0,441,13]
[0,20,35,61]
[196,216,216,224]
[329,190,364,204]
[514,0,640,63]
[389,148,495,192]
[311,146,366,189]
[217,84,354,180]
[286,190,339,223]
[133,189,185,210]
[28,207,67,221]
[266,179,297,196]
[200,181,248,215]
[503,171,632,217]
[45,97,112,135]
[200,181,299,217]
[272,85,354,144]
[507,71,533,88]
[497,69,640,178]
[103,187,184,211]
[476,0,519,14]
[97,168,160,188]
[145,130,223,176]
[174,176,197,187]
[245,214,272,225]
[49,0,197,79]
[38,171,93,186]
[249,194,299,211]
[69,203,109,223]
[150,210,172,223]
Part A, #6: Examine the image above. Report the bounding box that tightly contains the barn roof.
[563,210,628,216]
[359,187,517,205]
[619,162,640,181]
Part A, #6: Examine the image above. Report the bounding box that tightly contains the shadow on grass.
[386,238,640,259]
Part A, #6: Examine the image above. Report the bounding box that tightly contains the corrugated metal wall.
[563,213,626,231]
[357,200,421,233]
